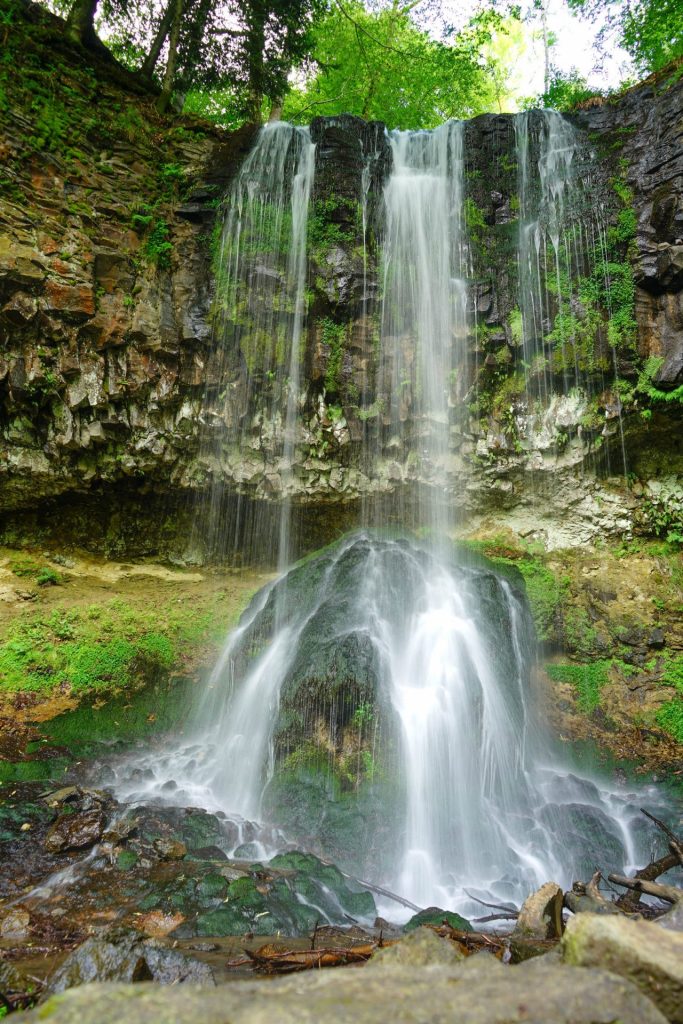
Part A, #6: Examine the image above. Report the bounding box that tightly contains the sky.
[432,0,634,102]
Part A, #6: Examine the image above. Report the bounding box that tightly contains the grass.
[654,653,683,742]
[546,660,612,713]
[0,573,263,697]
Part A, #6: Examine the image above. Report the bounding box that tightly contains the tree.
[568,0,683,73]
[281,0,508,129]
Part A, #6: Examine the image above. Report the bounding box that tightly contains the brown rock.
[514,881,564,940]
[0,907,31,941]
[45,809,105,853]
[153,837,187,861]
[43,280,95,320]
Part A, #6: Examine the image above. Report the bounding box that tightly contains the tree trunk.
[244,3,266,125]
[65,0,99,46]
[268,99,283,122]
[141,0,175,80]
[157,0,184,114]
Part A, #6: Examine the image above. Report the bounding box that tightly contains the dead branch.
[640,808,683,867]
[615,851,680,910]
[464,889,519,917]
[608,873,683,906]
[473,912,519,923]
[564,870,623,915]
[242,942,378,973]
[337,871,421,913]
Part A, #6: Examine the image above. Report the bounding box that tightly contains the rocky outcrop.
[13,954,672,1024]
[562,913,683,1024]
[0,3,681,561]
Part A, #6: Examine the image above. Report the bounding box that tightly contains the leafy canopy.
[568,0,683,73]
[281,0,512,129]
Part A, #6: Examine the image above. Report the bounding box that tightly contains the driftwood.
[568,809,683,921]
[227,942,380,973]
[565,871,624,916]
[607,874,683,906]
[465,889,519,923]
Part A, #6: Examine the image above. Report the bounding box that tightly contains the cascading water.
[376,123,469,534]
[106,115,675,921]
[513,109,627,470]
[197,122,315,564]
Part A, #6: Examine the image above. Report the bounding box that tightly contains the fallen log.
[615,851,680,911]
[233,942,379,973]
[607,873,683,906]
[564,871,624,916]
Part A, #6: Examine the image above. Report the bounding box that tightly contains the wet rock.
[46,925,215,994]
[404,906,473,933]
[44,809,105,853]
[153,837,187,861]
[0,906,31,941]
[18,958,668,1023]
[562,912,683,1024]
[189,845,228,861]
[370,926,464,967]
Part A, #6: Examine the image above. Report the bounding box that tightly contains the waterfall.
[377,123,469,535]
[108,115,664,920]
[199,122,315,564]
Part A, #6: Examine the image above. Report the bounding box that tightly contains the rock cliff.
[0,2,681,561]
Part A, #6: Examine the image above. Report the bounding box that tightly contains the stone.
[0,907,31,941]
[16,958,668,1023]
[46,926,215,994]
[562,912,683,1024]
[404,906,473,933]
[370,926,464,967]
[153,837,187,861]
[44,810,105,853]
[514,881,564,940]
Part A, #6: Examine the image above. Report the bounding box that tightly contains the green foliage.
[656,700,683,742]
[0,584,247,697]
[282,1,507,129]
[654,654,683,741]
[352,702,375,730]
[546,660,612,712]
[321,317,346,395]
[538,69,601,111]
[636,356,683,408]
[569,0,683,74]
[143,218,173,269]
[132,204,174,269]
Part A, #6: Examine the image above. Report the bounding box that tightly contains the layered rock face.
[0,4,681,560]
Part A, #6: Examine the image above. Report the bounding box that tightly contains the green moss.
[117,849,139,871]
[458,538,565,643]
[656,699,683,742]
[546,660,612,713]
[320,317,347,394]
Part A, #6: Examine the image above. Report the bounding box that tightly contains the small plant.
[36,568,61,587]
[352,702,375,730]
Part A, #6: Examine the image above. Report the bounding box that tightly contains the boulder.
[370,926,464,967]
[0,906,31,941]
[17,957,667,1023]
[44,810,105,853]
[514,882,564,940]
[404,906,473,933]
[562,912,683,1024]
[46,926,215,994]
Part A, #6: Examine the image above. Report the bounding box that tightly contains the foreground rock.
[47,926,215,994]
[16,955,668,1023]
[562,913,683,1024]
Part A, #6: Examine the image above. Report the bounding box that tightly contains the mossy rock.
[404,907,473,933]
[116,850,138,871]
